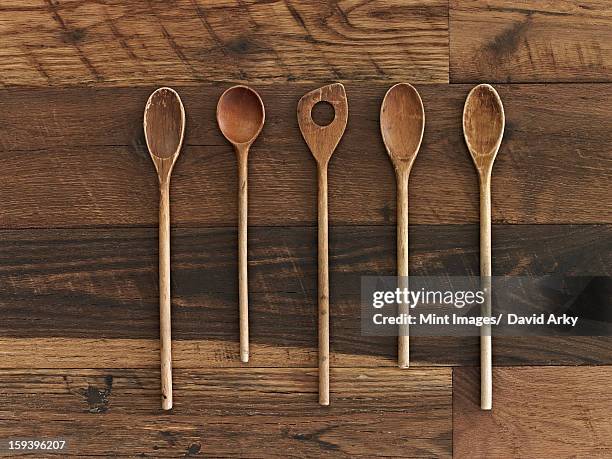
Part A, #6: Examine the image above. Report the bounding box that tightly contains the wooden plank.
[449,0,612,83]
[0,367,452,457]
[453,366,612,457]
[0,225,610,367]
[2,336,611,369]
[0,0,449,87]
[1,225,608,338]
[1,84,610,228]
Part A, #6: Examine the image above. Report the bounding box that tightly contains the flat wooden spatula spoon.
[217,85,265,363]
[463,84,505,410]
[297,83,348,405]
[143,87,186,410]
[380,83,425,369]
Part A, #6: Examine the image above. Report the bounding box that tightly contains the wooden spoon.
[297,83,348,406]
[143,87,186,410]
[380,83,425,369]
[463,84,505,410]
[217,85,265,363]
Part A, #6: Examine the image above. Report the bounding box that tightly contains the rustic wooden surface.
[454,367,612,458]
[1,0,611,457]
[450,0,612,83]
[0,368,452,457]
[0,0,450,86]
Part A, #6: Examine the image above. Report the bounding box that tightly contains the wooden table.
[1,1,611,457]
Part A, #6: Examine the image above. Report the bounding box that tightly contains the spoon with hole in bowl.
[217,85,265,363]
[463,84,505,410]
[380,83,425,369]
[143,87,186,410]
[297,83,348,405]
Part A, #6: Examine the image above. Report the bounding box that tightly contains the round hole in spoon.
[144,87,185,159]
[463,84,505,159]
[217,86,265,145]
[311,101,335,127]
[380,83,425,164]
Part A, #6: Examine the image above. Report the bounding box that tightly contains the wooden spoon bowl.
[463,84,505,174]
[217,85,265,146]
[380,83,425,170]
[144,88,185,160]
[297,83,348,166]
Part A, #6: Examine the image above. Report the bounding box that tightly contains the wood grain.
[0,0,449,87]
[0,367,452,457]
[0,225,609,367]
[450,0,612,83]
[3,336,612,369]
[453,366,612,458]
[0,84,610,228]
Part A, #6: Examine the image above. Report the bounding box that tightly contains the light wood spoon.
[298,83,348,406]
[217,85,265,363]
[463,84,505,410]
[380,83,425,369]
[143,87,186,410]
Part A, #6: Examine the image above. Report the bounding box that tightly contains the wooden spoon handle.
[479,175,493,410]
[317,165,330,406]
[396,167,410,368]
[237,148,249,363]
[159,180,173,410]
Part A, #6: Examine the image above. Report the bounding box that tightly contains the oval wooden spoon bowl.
[217,85,265,145]
[381,83,424,169]
[464,84,505,174]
